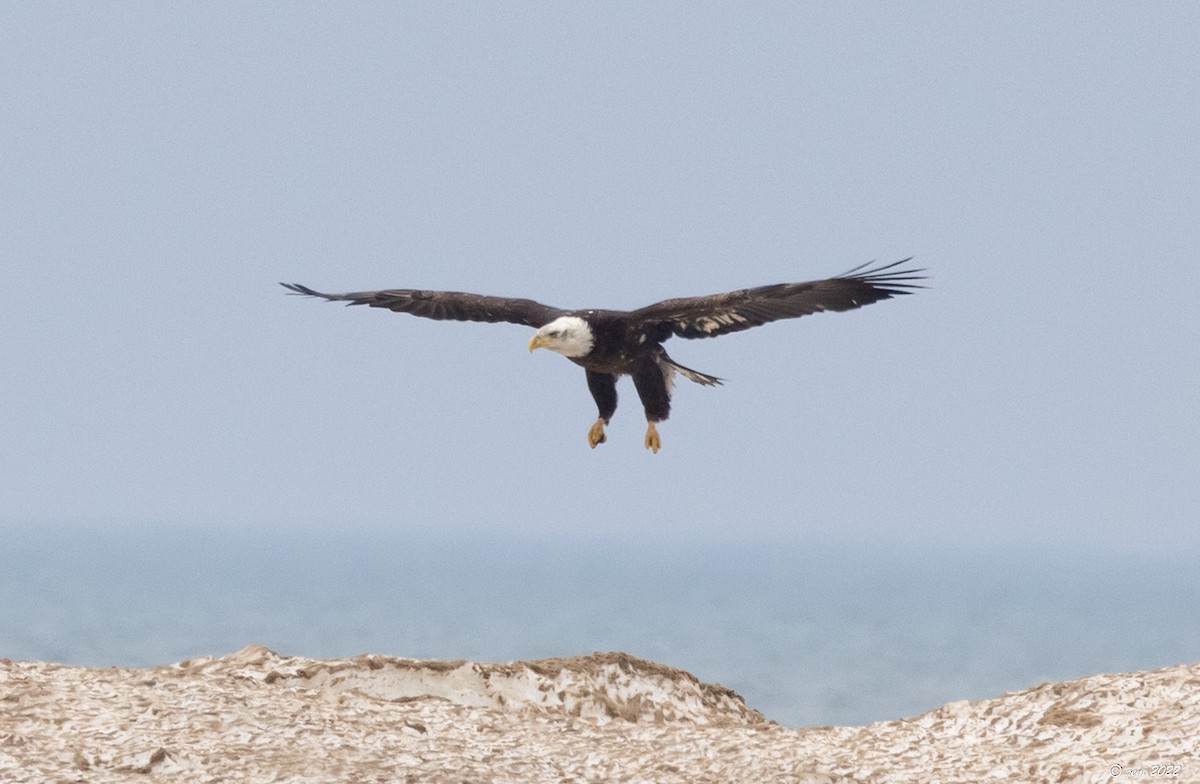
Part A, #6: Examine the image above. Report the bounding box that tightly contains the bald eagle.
[282,259,923,452]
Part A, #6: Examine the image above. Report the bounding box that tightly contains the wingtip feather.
[838,258,927,291]
[280,282,333,299]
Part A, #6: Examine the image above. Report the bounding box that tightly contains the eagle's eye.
[549,330,561,338]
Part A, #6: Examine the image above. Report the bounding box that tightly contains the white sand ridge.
[278,647,765,726]
[1,645,1197,783]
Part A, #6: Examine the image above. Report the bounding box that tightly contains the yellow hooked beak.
[528,333,549,353]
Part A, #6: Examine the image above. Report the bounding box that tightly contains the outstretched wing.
[628,259,924,340]
[281,283,563,328]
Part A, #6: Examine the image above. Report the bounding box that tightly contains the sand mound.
[1,646,1196,782]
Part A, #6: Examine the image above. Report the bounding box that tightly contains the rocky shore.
[1,646,1196,783]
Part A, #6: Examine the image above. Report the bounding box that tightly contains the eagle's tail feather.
[664,357,724,387]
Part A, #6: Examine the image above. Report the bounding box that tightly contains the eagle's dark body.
[282,260,923,451]
[573,313,669,424]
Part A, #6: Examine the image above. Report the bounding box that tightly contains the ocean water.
[2,524,1197,728]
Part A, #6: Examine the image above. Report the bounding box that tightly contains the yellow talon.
[587,418,608,449]
[644,421,661,454]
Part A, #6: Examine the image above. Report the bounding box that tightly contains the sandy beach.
[1,645,1196,783]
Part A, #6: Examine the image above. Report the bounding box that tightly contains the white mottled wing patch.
[694,312,750,334]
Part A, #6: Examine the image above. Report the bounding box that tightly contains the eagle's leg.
[584,370,618,450]
[631,356,671,455]
[587,418,608,448]
[644,421,661,453]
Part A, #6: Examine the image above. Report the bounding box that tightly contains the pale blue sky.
[3,3,1198,552]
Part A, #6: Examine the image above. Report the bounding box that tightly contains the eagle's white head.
[528,316,594,358]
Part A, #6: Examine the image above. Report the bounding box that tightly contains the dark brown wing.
[280,283,564,328]
[628,259,925,339]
